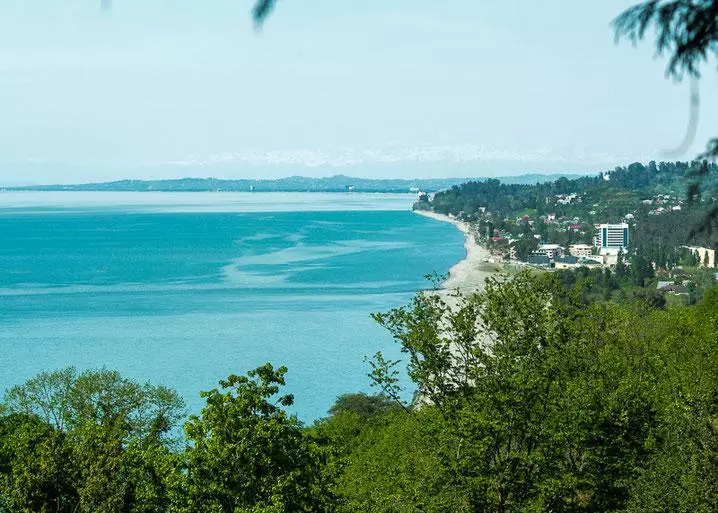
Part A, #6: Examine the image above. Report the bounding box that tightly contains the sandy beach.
[413,210,498,298]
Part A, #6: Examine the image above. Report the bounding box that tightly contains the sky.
[0,0,716,184]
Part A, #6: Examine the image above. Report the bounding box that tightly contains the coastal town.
[417,162,718,305]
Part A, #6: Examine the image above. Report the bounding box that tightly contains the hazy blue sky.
[0,0,715,183]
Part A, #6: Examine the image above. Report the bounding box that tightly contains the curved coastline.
[413,210,496,295]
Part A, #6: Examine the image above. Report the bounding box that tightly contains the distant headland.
[2,173,590,193]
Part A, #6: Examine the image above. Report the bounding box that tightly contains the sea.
[0,192,464,422]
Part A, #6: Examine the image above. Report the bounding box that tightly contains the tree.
[182,364,334,513]
[0,414,76,513]
[630,253,655,286]
[327,393,400,418]
[330,409,465,513]
[511,236,539,261]
[1,368,185,513]
[370,272,677,512]
[624,305,718,512]
[3,368,184,442]
[616,248,628,277]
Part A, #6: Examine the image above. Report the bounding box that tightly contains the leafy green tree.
[327,393,399,418]
[332,409,465,513]
[627,407,718,513]
[616,248,628,277]
[625,305,718,512]
[1,368,185,513]
[0,414,76,513]
[693,267,718,298]
[511,236,540,261]
[182,364,334,513]
[630,253,655,286]
[632,287,667,308]
[372,288,483,415]
[3,368,184,443]
[371,272,670,512]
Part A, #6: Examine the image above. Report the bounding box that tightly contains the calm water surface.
[0,192,464,421]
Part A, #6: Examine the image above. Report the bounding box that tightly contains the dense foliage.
[1,273,716,512]
[418,161,718,274]
[550,253,717,307]
[422,161,716,228]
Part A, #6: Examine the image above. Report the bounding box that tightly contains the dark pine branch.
[614,0,718,79]
[252,0,276,26]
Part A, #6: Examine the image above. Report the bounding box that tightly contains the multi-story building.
[569,244,594,258]
[595,223,629,253]
[532,244,564,260]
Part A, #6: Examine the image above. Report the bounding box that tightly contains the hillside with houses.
[416,161,718,305]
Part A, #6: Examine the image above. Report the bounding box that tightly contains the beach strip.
[413,210,496,295]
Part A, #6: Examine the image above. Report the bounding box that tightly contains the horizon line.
[2,171,597,189]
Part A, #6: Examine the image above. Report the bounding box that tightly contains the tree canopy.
[1,273,717,512]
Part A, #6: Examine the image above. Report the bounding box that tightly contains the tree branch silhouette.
[252,0,276,27]
[99,0,275,25]
[615,0,718,235]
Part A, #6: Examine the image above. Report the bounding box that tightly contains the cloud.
[167,144,644,169]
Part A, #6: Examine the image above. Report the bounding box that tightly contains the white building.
[595,223,629,254]
[570,244,594,258]
[532,244,564,259]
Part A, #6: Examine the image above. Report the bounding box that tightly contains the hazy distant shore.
[2,173,588,194]
[413,210,498,297]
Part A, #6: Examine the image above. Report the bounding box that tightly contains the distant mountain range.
[4,173,591,193]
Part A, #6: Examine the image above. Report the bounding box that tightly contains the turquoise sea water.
[0,192,464,421]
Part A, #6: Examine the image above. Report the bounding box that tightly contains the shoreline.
[413,209,498,297]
